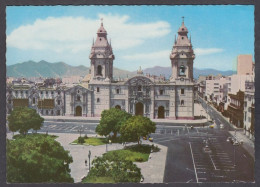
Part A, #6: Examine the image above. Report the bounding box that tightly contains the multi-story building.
[227,90,244,128]
[237,54,254,75]
[6,19,195,120]
[244,78,255,140]
[205,77,229,104]
[6,78,65,116]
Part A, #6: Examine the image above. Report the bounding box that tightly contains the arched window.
[116,89,120,94]
[97,65,102,76]
[138,85,142,91]
[179,65,186,76]
[97,87,100,92]
[181,100,184,105]
[33,98,35,104]
[77,95,81,101]
[97,98,100,103]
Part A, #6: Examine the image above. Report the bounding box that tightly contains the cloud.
[194,48,224,56]
[7,14,171,53]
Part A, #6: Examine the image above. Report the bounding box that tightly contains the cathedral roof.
[178,21,188,34]
[90,19,114,59]
[97,21,107,34]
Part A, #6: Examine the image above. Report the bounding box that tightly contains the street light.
[106,136,108,152]
[78,125,84,137]
[88,150,91,170]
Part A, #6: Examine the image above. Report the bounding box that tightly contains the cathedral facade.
[65,20,195,119]
[6,20,195,120]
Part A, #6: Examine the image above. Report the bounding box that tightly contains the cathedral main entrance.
[158,106,165,119]
[115,105,121,110]
[75,106,82,116]
[135,102,144,116]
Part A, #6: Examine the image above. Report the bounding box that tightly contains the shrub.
[78,136,85,144]
[84,134,88,139]
[135,157,144,162]
[151,145,160,152]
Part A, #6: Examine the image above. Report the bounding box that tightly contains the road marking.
[186,168,194,173]
[189,142,199,183]
[186,179,193,183]
[209,155,218,170]
[70,126,79,131]
[197,171,206,174]
[156,138,179,143]
[44,121,99,125]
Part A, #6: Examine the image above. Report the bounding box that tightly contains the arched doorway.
[115,105,121,110]
[135,102,144,116]
[158,106,165,119]
[75,106,82,116]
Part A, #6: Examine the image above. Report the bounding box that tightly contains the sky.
[6,5,254,71]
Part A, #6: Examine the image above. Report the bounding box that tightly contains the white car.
[220,124,224,129]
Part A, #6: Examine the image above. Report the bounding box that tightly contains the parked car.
[149,137,153,142]
[220,124,224,129]
[143,136,147,140]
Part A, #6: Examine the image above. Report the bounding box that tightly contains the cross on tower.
[182,16,185,23]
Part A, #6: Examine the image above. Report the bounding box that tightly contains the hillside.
[7,61,235,79]
[7,60,135,78]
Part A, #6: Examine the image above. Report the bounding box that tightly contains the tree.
[8,107,44,135]
[120,115,156,144]
[95,108,131,138]
[86,154,142,183]
[7,134,74,183]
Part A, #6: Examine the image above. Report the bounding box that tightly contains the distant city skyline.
[6,5,254,71]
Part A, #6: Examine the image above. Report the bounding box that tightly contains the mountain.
[7,60,135,78]
[7,61,235,79]
[142,66,235,79]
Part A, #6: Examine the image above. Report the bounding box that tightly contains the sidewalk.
[51,133,168,183]
[228,131,255,160]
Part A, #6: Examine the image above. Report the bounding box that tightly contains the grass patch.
[71,137,107,146]
[104,144,151,162]
[82,176,115,183]
[13,133,57,139]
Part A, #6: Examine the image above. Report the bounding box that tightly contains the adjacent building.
[237,54,254,75]
[244,77,255,139]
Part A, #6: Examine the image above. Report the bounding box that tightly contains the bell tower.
[89,19,114,82]
[170,17,195,82]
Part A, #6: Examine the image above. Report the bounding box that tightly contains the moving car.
[149,137,153,142]
[209,125,214,128]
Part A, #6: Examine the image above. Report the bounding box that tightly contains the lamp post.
[88,150,91,170]
[78,125,84,137]
[106,136,108,152]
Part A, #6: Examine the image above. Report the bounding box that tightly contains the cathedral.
[6,19,195,119]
